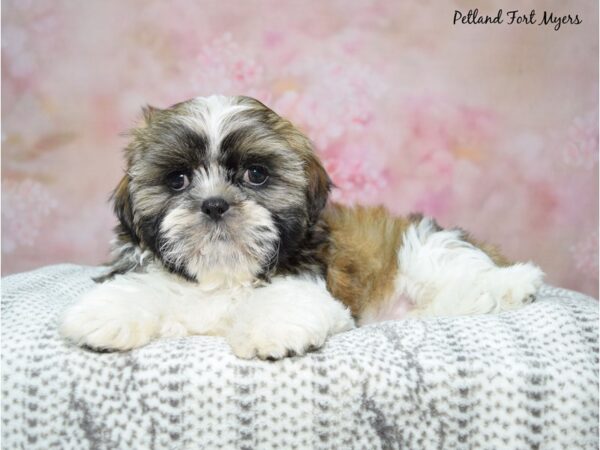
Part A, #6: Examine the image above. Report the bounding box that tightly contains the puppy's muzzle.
[201,197,230,221]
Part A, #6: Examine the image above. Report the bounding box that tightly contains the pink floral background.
[2,0,598,297]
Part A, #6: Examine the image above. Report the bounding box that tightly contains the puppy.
[60,95,544,359]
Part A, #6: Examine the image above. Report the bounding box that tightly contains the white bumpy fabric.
[2,264,598,450]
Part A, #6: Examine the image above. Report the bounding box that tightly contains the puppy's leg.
[226,275,355,360]
[60,268,238,350]
[397,218,544,317]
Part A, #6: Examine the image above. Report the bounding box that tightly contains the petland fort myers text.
[453,9,582,31]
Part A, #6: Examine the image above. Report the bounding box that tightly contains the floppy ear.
[112,175,138,243]
[305,153,332,226]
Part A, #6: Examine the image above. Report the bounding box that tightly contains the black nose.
[201,197,230,220]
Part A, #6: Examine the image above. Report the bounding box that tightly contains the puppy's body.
[60,95,544,359]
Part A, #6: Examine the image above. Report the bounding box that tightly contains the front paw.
[59,289,159,351]
[226,279,355,360]
[227,320,328,360]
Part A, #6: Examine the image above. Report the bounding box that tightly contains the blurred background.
[2,0,598,296]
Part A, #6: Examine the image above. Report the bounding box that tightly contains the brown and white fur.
[60,95,544,359]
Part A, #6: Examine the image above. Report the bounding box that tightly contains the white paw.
[60,287,160,351]
[159,320,189,339]
[227,320,325,360]
[490,262,544,310]
[226,276,355,360]
[408,262,544,317]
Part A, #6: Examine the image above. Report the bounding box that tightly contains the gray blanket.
[1,264,598,449]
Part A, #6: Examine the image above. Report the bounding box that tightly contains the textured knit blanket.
[1,264,598,450]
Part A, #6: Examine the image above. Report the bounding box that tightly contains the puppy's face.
[114,95,330,285]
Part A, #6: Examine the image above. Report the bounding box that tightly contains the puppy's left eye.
[166,171,190,191]
[243,165,269,186]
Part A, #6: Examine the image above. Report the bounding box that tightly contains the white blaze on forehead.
[180,95,255,160]
[170,96,309,195]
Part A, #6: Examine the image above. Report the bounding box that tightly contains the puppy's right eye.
[166,171,190,191]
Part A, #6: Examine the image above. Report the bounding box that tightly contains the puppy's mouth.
[204,220,235,242]
[199,202,240,238]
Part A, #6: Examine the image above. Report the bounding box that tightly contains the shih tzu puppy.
[60,95,544,359]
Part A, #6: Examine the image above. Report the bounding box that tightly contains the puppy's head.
[113,95,330,285]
